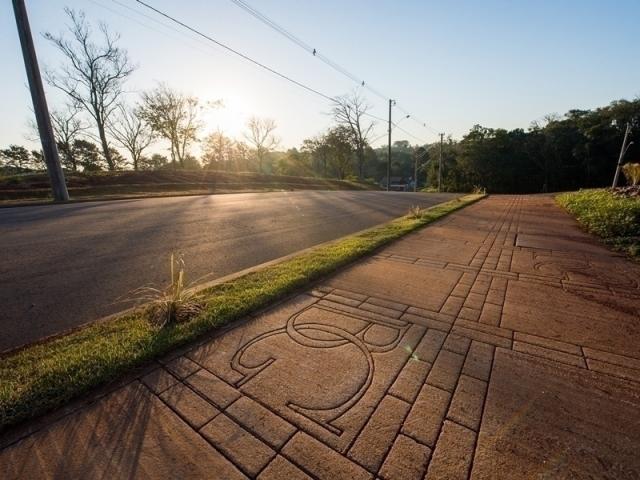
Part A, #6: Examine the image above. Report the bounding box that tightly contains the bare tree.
[44,9,135,171]
[50,105,87,171]
[140,84,202,168]
[108,104,153,170]
[244,117,279,173]
[331,91,375,179]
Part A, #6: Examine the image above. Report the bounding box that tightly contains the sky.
[2,0,640,154]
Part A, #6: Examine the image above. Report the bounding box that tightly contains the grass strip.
[556,189,640,259]
[0,194,484,429]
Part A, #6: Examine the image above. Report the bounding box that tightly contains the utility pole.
[413,151,418,192]
[12,0,68,201]
[386,99,394,191]
[438,133,444,192]
[612,122,633,188]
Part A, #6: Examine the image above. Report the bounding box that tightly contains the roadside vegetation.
[557,189,640,259]
[0,194,484,429]
[0,170,377,203]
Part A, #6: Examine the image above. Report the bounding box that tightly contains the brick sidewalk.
[2,195,640,479]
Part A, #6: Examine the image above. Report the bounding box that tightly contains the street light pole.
[612,122,633,188]
[12,0,68,201]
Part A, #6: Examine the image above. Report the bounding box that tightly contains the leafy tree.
[301,136,330,177]
[202,130,235,170]
[324,126,354,179]
[140,84,202,168]
[71,139,103,171]
[140,153,169,171]
[275,148,312,176]
[0,145,36,170]
[45,9,135,170]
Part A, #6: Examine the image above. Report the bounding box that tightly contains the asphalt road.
[0,191,456,352]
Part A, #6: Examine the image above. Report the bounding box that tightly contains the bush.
[557,189,640,239]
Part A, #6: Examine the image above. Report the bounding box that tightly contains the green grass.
[556,189,640,258]
[0,194,484,429]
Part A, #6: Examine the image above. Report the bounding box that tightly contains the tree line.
[1,8,638,193]
[421,99,640,193]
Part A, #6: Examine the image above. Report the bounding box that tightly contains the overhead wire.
[136,0,340,104]
[226,0,440,139]
[101,0,431,145]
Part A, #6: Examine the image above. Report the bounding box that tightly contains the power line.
[134,0,391,124]
[227,0,390,102]
[136,0,340,104]
[226,0,442,138]
[126,1,432,145]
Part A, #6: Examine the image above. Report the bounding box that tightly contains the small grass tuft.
[408,205,423,219]
[131,253,203,328]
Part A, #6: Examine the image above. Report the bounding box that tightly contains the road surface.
[0,191,456,351]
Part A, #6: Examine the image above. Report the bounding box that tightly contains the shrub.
[557,189,640,238]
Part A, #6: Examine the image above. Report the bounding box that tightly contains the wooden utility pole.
[438,133,444,192]
[612,122,633,188]
[12,0,68,201]
[386,99,394,191]
[413,151,418,192]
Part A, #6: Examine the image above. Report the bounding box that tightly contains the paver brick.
[257,456,311,480]
[451,283,471,298]
[582,347,640,371]
[413,329,447,363]
[402,384,450,447]
[441,296,465,317]
[455,318,512,339]
[462,341,494,381]
[406,306,455,324]
[401,312,450,332]
[458,306,481,322]
[442,333,471,355]
[359,301,404,319]
[388,358,432,402]
[348,395,411,472]
[163,355,201,379]
[200,414,276,477]
[140,367,179,394]
[513,341,586,368]
[159,382,219,429]
[586,358,640,383]
[425,420,476,479]
[426,349,466,392]
[478,302,502,326]
[366,296,408,312]
[512,332,582,355]
[451,325,512,348]
[186,369,241,408]
[447,375,487,431]
[282,432,373,480]
[378,434,431,480]
[226,396,296,449]
[324,293,363,307]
